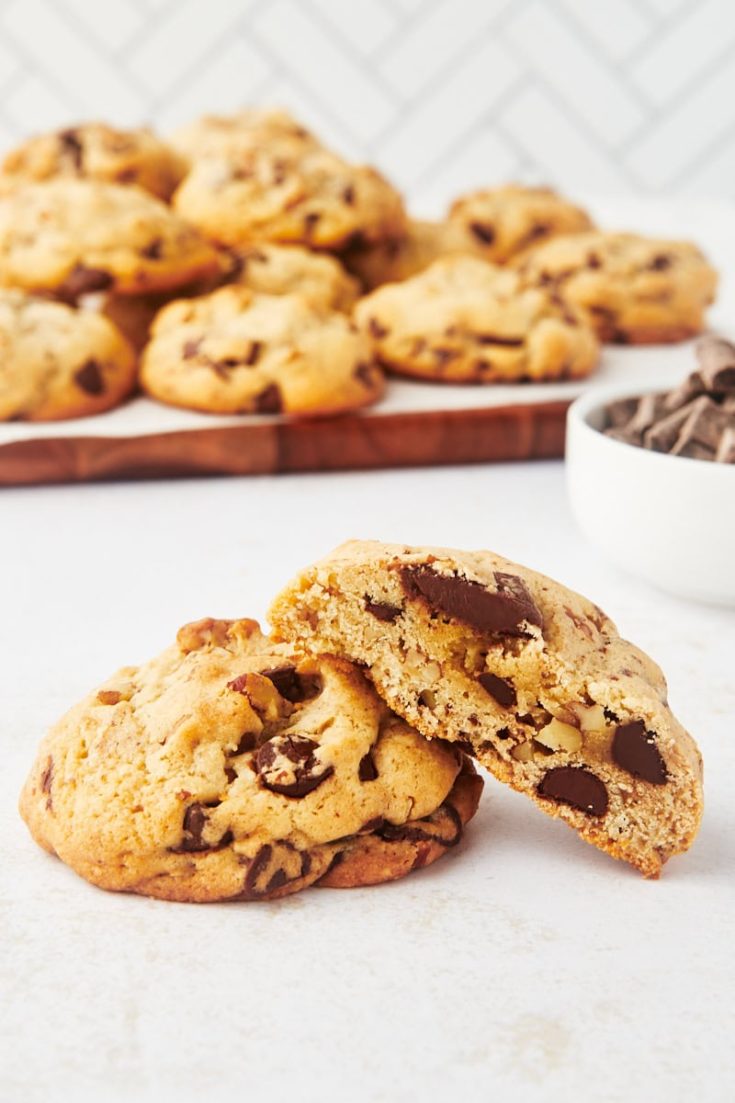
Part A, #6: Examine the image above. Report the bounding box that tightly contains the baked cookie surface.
[343,218,486,290]
[515,231,718,344]
[171,108,318,163]
[1,122,186,200]
[0,180,219,299]
[224,242,360,311]
[270,541,704,878]
[173,143,406,250]
[140,285,384,415]
[448,185,593,264]
[19,617,481,902]
[354,256,599,383]
[0,289,136,421]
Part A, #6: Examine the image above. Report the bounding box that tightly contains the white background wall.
[0,0,733,212]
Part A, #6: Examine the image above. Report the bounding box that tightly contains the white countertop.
[2,459,734,1103]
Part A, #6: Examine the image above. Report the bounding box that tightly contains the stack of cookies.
[20,541,703,901]
[0,110,720,423]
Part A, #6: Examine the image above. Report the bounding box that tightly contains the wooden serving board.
[0,344,695,485]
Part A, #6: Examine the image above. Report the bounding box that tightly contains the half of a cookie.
[269,541,703,878]
[19,617,482,903]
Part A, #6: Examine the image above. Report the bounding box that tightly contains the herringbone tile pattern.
[0,0,732,211]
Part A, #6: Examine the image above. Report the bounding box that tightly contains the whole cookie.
[171,108,318,163]
[19,617,482,902]
[173,143,406,250]
[140,285,384,415]
[270,541,704,879]
[515,232,718,344]
[1,122,187,201]
[0,289,136,421]
[0,180,219,299]
[354,255,599,383]
[448,185,594,264]
[343,219,487,290]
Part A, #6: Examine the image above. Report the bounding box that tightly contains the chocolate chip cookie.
[0,180,219,299]
[354,256,599,383]
[0,289,136,421]
[342,218,489,291]
[269,541,704,878]
[448,185,594,264]
[19,617,482,902]
[1,122,187,201]
[173,143,406,251]
[140,285,384,415]
[515,231,718,344]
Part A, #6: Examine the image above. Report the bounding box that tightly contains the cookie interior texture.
[269,541,704,878]
[19,617,481,903]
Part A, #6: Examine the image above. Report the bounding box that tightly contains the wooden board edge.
[0,400,570,486]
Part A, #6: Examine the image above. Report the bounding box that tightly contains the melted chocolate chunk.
[260,665,321,703]
[379,802,462,847]
[400,565,543,636]
[256,734,333,798]
[254,383,282,414]
[476,334,524,347]
[368,316,388,339]
[353,362,376,387]
[243,844,273,894]
[176,802,231,852]
[612,721,668,784]
[40,756,54,793]
[182,338,202,359]
[469,221,495,245]
[141,237,163,260]
[364,595,401,622]
[245,340,262,366]
[59,128,83,169]
[232,732,257,755]
[74,359,105,395]
[342,184,355,205]
[59,265,113,299]
[358,751,379,782]
[648,253,672,271]
[478,672,517,708]
[537,766,608,816]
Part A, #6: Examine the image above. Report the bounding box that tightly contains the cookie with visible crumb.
[515,231,718,344]
[0,289,136,421]
[19,617,481,902]
[448,185,594,264]
[354,255,599,382]
[1,122,186,201]
[0,180,219,299]
[269,540,704,879]
[140,284,384,416]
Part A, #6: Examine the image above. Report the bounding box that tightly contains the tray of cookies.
[0,109,721,484]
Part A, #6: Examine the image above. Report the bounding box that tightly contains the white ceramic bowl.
[566,384,735,605]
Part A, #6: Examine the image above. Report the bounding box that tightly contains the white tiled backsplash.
[0,0,733,212]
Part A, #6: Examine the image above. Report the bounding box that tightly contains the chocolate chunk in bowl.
[566,336,735,604]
